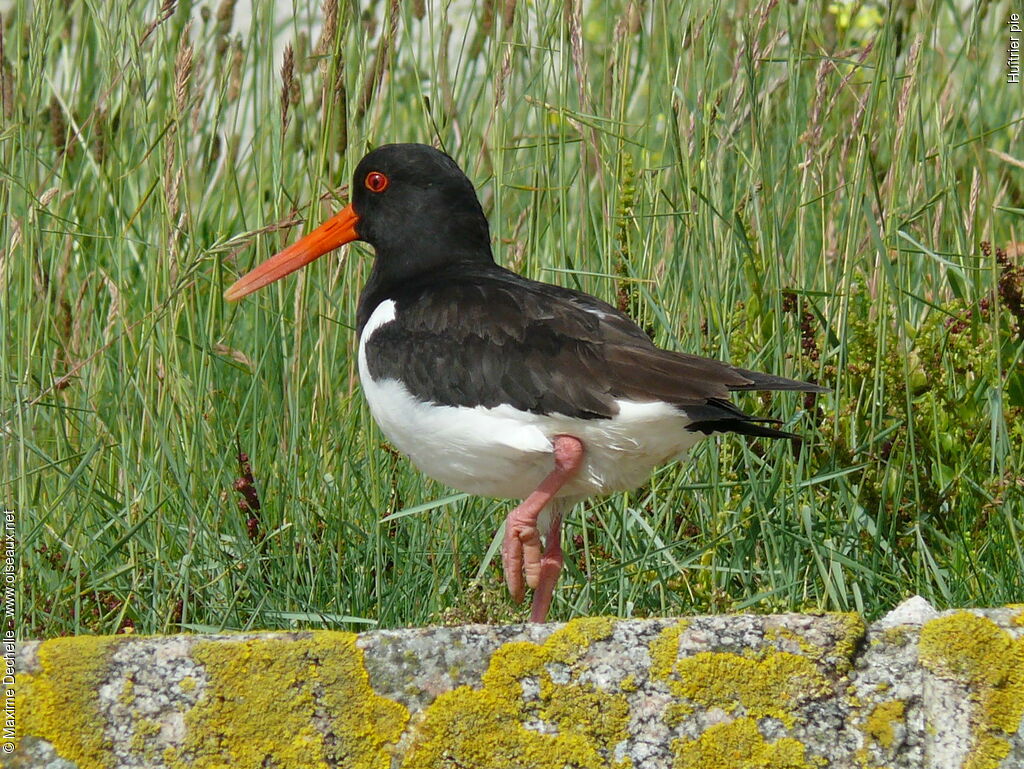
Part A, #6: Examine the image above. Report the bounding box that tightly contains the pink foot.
[528,511,565,622]
[499,435,584,621]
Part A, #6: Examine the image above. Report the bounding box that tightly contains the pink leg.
[500,435,584,622]
[528,510,565,623]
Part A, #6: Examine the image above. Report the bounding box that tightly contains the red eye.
[365,171,389,193]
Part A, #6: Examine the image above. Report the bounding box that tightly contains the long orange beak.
[224,203,360,301]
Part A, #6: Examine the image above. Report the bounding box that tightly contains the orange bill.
[224,203,360,301]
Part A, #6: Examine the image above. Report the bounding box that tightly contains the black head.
[224,143,493,302]
[351,144,494,280]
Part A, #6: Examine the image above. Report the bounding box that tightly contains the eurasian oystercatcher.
[225,143,826,623]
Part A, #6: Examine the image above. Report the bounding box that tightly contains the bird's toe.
[501,517,543,603]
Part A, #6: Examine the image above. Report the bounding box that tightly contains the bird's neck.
[355,246,498,336]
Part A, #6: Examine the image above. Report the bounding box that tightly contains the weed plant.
[2,0,1022,636]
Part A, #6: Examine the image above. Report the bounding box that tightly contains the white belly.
[357,300,704,500]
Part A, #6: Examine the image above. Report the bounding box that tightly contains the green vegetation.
[3,0,1022,637]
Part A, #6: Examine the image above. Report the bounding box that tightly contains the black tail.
[729,367,830,394]
[687,417,800,441]
[685,395,812,441]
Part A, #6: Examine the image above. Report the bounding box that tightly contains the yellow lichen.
[879,626,912,647]
[119,678,135,706]
[665,650,830,727]
[650,619,858,767]
[766,614,865,676]
[130,718,163,757]
[671,717,814,769]
[763,624,804,651]
[167,631,408,769]
[177,676,196,693]
[918,612,1024,769]
[863,699,905,749]
[135,718,162,736]
[14,635,125,768]
[650,620,833,728]
[829,613,868,673]
[401,616,631,769]
[649,619,688,681]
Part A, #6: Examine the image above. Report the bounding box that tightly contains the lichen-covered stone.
[399,617,631,768]
[670,717,814,769]
[864,698,907,749]
[649,612,863,768]
[15,635,127,767]
[7,599,1024,768]
[918,611,1024,769]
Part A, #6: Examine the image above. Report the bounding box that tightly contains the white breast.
[357,299,705,501]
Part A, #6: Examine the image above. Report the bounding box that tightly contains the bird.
[224,142,826,623]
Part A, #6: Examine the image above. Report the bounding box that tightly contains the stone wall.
[8,597,1024,768]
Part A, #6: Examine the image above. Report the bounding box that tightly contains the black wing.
[362,264,826,438]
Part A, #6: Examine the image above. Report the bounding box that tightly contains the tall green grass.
[3,0,1022,636]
